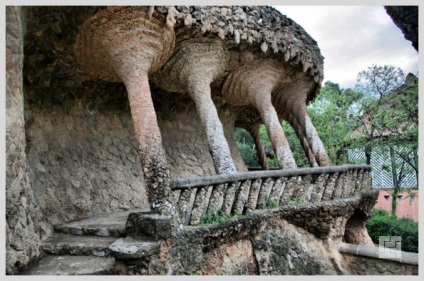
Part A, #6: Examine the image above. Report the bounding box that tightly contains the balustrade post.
[177,188,193,225]
[268,177,285,204]
[245,179,263,214]
[334,172,346,199]
[257,178,274,209]
[207,183,227,215]
[280,176,298,204]
[310,174,328,202]
[346,170,356,195]
[321,173,338,201]
[221,181,240,216]
[189,185,210,225]
[233,180,252,215]
[293,175,312,201]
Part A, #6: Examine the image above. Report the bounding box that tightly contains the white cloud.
[275,6,418,88]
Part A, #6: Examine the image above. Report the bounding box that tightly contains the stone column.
[222,59,297,169]
[188,80,237,174]
[124,74,173,213]
[247,125,269,170]
[6,6,41,274]
[257,100,297,169]
[74,7,178,215]
[303,113,331,166]
[152,38,237,175]
[273,75,330,167]
[285,114,318,167]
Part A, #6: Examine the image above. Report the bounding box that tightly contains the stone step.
[22,255,116,275]
[42,233,118,257]
[109,236,161,260]
[54,208,147,237]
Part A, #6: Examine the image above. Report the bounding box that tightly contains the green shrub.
[265,199,280,209]
[370,208,390,217]
[366,208,418,253]
[200,211,241,225]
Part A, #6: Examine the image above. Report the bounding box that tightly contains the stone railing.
[170,165,371,225]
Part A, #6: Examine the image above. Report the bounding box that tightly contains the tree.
[307,82,363,165]
[356,65,405,99]
[354,65,418,217]
[233,127,260,168]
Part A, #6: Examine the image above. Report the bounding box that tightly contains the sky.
[275,6,419,89]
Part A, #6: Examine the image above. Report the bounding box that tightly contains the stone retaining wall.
[118,191,379,275]
[340,243,418,275]
[6,6,41,275]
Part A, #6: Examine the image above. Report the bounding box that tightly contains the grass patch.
[265,199,280,209]
[285,199,309,206]
[200,211,242,225]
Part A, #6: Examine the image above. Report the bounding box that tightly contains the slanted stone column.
[285,114,318,167]
[274,76,331,167]
[222,59,297,169]
[304,113,331,166]
[152,38,237,175]
[74,7,177,215]
[247,125,269,170]
[259,102,297,169]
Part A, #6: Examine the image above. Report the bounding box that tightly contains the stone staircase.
[22,209,162,275]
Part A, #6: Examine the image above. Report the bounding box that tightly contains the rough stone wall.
[25,90,149,228]
[155,90,247,178]
[149,216,338,275]
[156,92,217,178]
[6,6,41,275]
[119,191,378,275]
[342,254,418,275]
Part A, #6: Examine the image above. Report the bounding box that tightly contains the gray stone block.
[109,236,161,259]
[21,255,116,275]
[126,212,173,240]
[41,233,117,257]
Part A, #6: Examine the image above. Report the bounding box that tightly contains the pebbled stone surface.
[109,236,161,260]
[21,255,116,275]
[126,212,173,240]
[55,209,147,237]
[6,6,41,275]
[42,233,118,257]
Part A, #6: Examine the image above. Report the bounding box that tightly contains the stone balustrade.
[170,165,371,225]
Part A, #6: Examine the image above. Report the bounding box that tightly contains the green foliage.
[265,199,280,209]
[256,124,310,168]
[366,208,418,253]
[307,82,363,165]
[258,125,278,168]
[353,66,418,152]
[282,122,309,167]
[371,208,390,217]
[200,211,242,225]
[233,127,260,168]
[353,66,418,214]
[233,65,417,177]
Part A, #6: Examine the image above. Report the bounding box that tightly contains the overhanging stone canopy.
[74,5,330,216]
